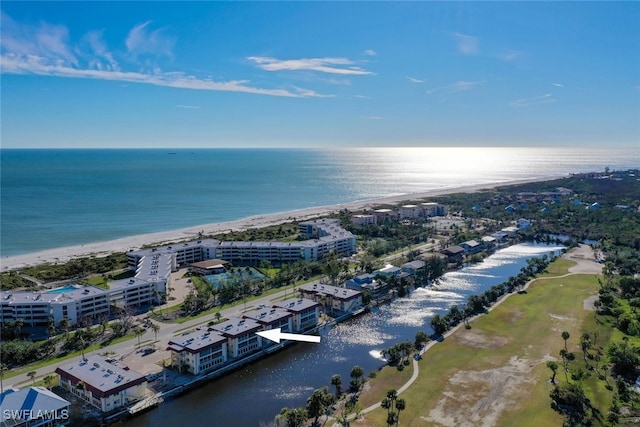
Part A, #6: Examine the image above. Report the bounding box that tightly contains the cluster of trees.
[596,276,640,337]
[0,271,35,291]
[274,367,368,427]
[182,260,329,316]
[345,216,434,258]
[381,341,414,370]
[183,269,268,314]
[1,339,56,368]
[546,330,640,425]
[381,389,406,427]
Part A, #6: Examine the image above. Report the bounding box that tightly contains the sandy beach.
[1,176,558,271]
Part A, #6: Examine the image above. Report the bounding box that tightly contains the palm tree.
[381,398,392,415]
[306,387,334,426]
[59,317,71,342]
[43,374,55,390]
[47,317,56,339]
[561,331,570,351]
[395,398,406,427]
[547,361,559,384]
[331,374,343,398]
[134,326,145,348]
[149,322,160,342]
[27,370,36,385]
[350,365,364,391]
[386,411,398,427]
[15,318,24,337]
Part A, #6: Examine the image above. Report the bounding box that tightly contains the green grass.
[362,260,605,426]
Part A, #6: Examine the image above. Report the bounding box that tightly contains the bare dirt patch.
[506,309,524,323]
[421,356,540,427]
[564,244,603,274]
[583,295,598,311]
[454,329,509,349]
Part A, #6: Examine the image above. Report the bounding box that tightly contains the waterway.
[123,243,563,427]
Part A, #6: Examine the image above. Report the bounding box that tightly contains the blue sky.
[1,1,639,148]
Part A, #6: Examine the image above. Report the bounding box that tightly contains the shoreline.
[1,175,561,271]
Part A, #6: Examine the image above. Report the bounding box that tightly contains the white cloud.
[405,76,424,83]
[353,94,372,99]
[0,54,329,97]
[1,11,77,65]
[81,30,120,72]
[0,13,328,98]
[125,21,174,59]
[426,80,485,94]
[176,105,200,109]
[551,82,564,87]
[496,49,522,62]
[363,49,377,56]
[366,116,382,120]
[453,32,479,55]
[510,93,557,107]
[247,56,374,75]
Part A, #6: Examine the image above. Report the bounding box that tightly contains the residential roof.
[1,285,107,306]
[55,355,146,398]
[299,283,362,300]
[167,329,227,353]
[0,387,70,421]
[242,307,292,325]
[274,298,320,313]
[127,239,220,258]
[403,260,426,270]
[442,245,465,255]
[190,259,230,269]
[209,317,261,337]
[376,265,402,274]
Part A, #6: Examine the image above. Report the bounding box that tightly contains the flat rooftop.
[242,307,292,325]
[209,317,261,337]
[55,355,146,398]
[274,298,320,313]
[167,329,227,353]
[299,283,362,300]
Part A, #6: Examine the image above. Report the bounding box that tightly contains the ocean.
[1,147,638,257]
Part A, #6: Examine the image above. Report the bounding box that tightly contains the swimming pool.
[45,285,79,294]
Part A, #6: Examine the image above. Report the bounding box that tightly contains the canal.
[123,243,563,427]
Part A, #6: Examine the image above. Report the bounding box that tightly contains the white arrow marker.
[256,328,321,344]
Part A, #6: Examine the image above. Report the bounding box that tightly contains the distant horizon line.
[2,145,639,150]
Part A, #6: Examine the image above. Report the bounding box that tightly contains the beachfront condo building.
[56,355,147,413]
[1,273,167,328]
[0,285,110,328]
[125,219,356,270]
[420,202,448,217]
